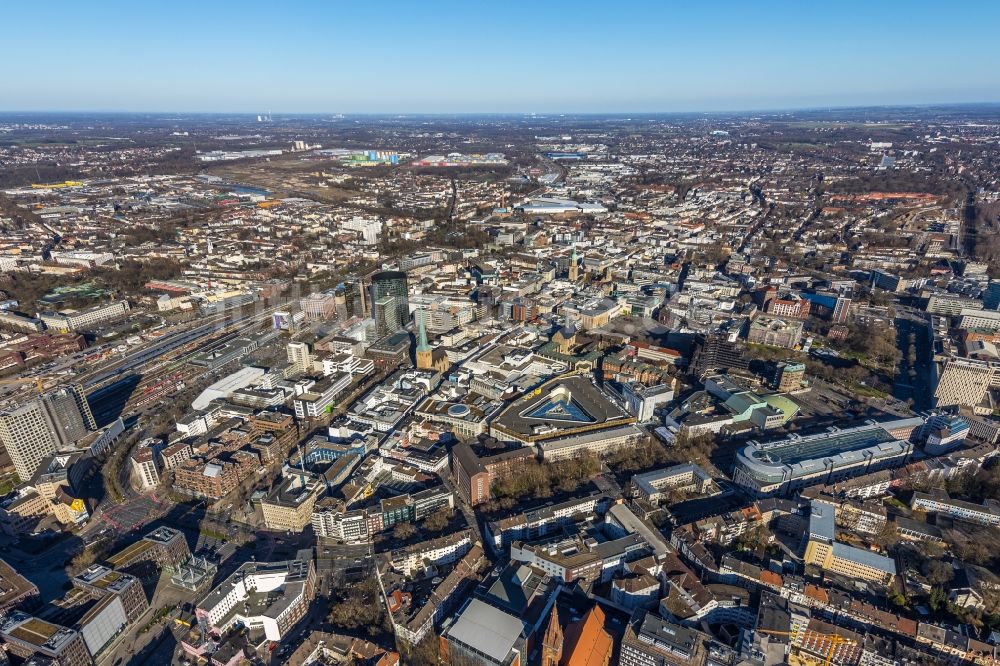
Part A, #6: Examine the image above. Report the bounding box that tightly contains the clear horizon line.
[2,100,1000,117]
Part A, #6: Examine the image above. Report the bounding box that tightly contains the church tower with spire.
[415,309,434,370]
[541,605,564,666]
[568,245,579,282]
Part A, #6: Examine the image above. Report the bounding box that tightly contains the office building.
[0,384,96,481]
[312,498,370,542]
[196,555,316,641]
[960,308,1000,332]
[371,271,409,337]
[72,565,148,623]
[921,414,970,455]
[870,270,907,293]
[286,341,312,374]
[934,357,999,411]
[41,384,95,445]
[983,281,1000,310]
[342,277,369,319]
[511,532,649,584]
[747,316,803,349]
[619,611,707,666]
[374,295,402,339]
[831,295,852,323]
[0,612,91,666]
[129,438,163,490]
[691,330,748,377]
[620,382,674,422]
[451,442,536,507]
[292,373,351,419]
[911,491,1000,526]
[771,361,805,392]
[105,526,191,576]
[484,492,608,554]
[260,471,325,532]
[0,558,39,613]
[299,292,337,320]
[632,463,713,505]
[37,300,131,333]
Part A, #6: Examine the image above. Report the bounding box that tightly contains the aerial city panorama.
[0,2,999,665]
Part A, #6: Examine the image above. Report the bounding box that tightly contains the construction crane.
[757,628,856,666]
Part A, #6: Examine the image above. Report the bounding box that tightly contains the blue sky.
[3,0,999,113]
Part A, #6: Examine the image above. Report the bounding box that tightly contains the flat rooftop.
[736,419,922,484]
[2,613,78,653]
[447,598,521,664]
[0,558,38,609]
[105,540,154,568]
[492,375,632,441]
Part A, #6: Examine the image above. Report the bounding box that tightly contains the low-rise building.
[0,612,91,666]
[910,491,1000,526]
[71,565,148,623]
[802,500,895,585]
[632,463,714,505]
[196,555,316,641]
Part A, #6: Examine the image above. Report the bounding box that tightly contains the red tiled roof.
[760,571,783,587]
[564,605,613,666]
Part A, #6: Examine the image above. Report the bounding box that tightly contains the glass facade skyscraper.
[371,271,409,338]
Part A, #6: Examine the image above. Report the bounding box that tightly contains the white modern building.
[196,556,316,641]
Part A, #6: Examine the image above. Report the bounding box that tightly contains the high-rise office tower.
[0,401,56,481]
[374,296,401,339]
[44,384,96,444]
[343,277,369,319]
[691,330,749,377]
[371,271,409,337]
[0,384,96,481]
[984,281,1000,311]
[333,288,348,322]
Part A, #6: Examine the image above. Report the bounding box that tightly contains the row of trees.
[491,453,600,503]
[605,438,673,474]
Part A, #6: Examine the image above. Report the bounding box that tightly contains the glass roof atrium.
[751,427,895,466]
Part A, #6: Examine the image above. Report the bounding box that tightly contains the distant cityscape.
[0,106,998,666]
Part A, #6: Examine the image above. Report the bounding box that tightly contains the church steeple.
[568,244,579,282]
[415,309,436,370]
[541,605,564,666]
[416,309,430,353]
